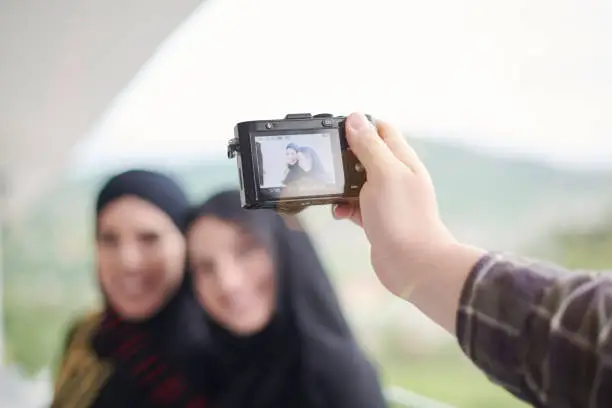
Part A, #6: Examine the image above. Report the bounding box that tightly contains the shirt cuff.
[455,252,496,337]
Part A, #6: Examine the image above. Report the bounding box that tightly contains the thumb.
[345,113,398,178]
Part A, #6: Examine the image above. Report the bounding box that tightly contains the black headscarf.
[92,169,207,408]
[181,189,387,408]
[95,169,190,234]
[297,146,329,183]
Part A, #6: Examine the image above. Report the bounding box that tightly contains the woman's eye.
[235,238,256,255]
[97,233,118,247]
[139,233,160,245]
[237,247,252,257]
[195,260,214,275]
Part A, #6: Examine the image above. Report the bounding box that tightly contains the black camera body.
[227,113,371,210]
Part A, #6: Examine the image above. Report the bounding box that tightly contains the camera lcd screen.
[253,130,345,200]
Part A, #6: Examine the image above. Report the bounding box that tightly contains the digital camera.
[227,113,372,210]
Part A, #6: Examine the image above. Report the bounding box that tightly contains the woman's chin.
[226,313,271,336]
[109,296,162,321]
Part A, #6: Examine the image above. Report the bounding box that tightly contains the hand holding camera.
[335,113,485,332]
[332,113,458,294]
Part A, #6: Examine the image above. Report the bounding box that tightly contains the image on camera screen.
[254,132,344,198]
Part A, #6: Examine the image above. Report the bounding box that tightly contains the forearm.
[406,242,485,333]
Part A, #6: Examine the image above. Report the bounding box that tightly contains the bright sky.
[72,0,612,170]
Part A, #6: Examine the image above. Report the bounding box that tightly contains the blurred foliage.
[382,353,524,408]
[549,221,612,270]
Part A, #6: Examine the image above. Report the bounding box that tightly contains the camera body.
[227,113,370,210]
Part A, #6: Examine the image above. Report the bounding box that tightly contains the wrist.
[402,240,486,333]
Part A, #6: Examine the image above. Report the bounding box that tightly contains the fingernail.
[347,113,370,133]
[332,204,345,219]
[331,204,342,219]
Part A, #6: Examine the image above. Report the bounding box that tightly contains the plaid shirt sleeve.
[456,253,612,408]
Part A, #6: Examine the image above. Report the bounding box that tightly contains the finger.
[346,113,399,178]
[332,203,363,227]
[332,203,351,219]
[376,120,426,174]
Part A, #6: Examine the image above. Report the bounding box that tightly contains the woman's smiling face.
[188,216,276,336]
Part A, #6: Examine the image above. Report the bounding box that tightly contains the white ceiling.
[0,0,206,219]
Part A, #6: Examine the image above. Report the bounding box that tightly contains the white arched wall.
[0,0,207,218]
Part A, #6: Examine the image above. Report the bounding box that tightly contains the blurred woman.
[51,170,205,408]
[183,189,386,408]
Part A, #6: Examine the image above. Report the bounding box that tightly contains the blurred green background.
[4,137,612,407]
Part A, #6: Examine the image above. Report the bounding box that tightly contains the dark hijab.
[182,189,387,408]
[297,146,328,183]
[92,169,206,408]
